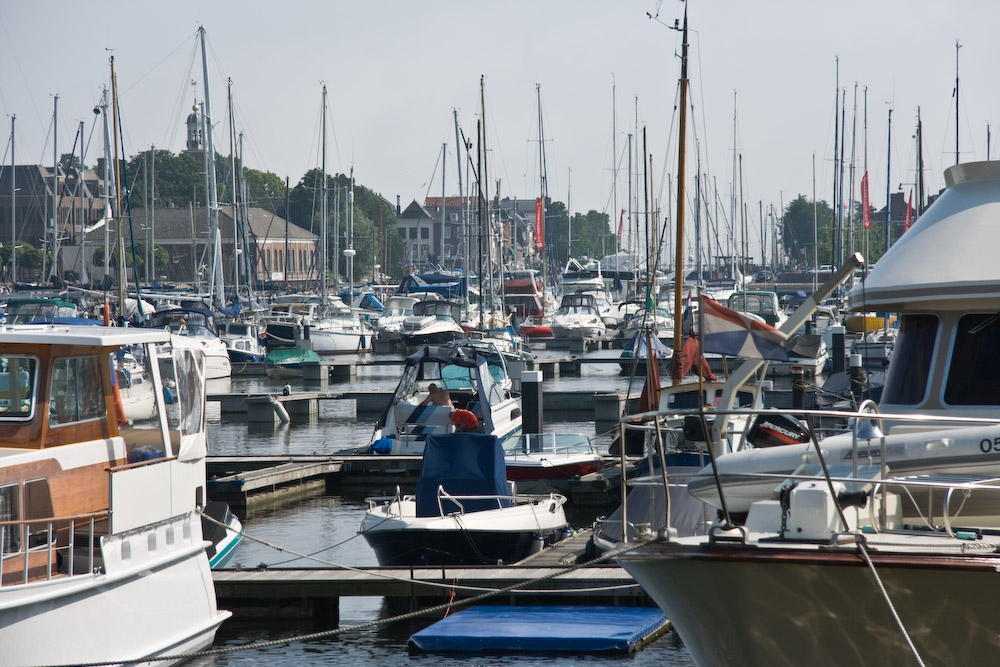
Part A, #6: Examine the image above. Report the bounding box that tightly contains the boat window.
[944,314,1000,405]
[0,356,36,419]
[0,483,20,553]
[24,479,53,549]
[881,314,938,405]
[49,356,106,426]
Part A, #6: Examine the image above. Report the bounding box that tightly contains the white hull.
[0,514,229,667]
[307,327,370,355]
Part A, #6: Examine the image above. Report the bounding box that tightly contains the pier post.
[594,392,625,433]
[522,370,543,434]
[558,358,582,376]
[302,361,329,385]
[849,354,865,403]
[791,366,805,409]
[830,325,846,374]
[328,364,356,383]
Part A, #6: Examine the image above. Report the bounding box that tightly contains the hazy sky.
[2,0,998,258]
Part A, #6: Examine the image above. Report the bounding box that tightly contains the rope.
[856,542,926,667]
[201,508,641,595]
[36,530,656,667]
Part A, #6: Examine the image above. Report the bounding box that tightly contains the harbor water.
[203,349,707,665]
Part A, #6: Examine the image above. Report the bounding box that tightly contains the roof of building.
[124,206,317,244]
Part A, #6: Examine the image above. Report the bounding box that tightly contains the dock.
[212,529,644,621]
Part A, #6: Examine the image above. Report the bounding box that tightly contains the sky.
[2,0,999,261]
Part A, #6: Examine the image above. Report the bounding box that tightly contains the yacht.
[0,324,229,665]
[149,307,232,380]
[548,293,607,340]
[262,293,371,355]
[399,299,465,350]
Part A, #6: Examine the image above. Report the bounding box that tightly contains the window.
[0,356,37,419]
[49,356,106,426]
[882,314,938,405]
[25,479,53,549]
[420,227,429,240]
[409,227,418,240]
[945,314,1000,405]
[444,226,452,239]
[0,483,19,553]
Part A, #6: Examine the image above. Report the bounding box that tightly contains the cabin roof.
[0,324,169,346]
[848,161,1000,311]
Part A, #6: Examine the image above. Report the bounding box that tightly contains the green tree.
[59,153,82,172]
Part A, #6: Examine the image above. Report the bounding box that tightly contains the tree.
[59,153,82,173]
[781,195,833,268]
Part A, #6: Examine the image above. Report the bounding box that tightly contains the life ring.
[450,409,478,431]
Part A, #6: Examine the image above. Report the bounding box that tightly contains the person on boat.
[420,383,453,408]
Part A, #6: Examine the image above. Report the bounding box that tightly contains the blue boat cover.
[415,433,509,517]
[409,606,667,653]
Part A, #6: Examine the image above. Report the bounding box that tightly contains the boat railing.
[616,403,1000,539]
[0,510,105,587]
[435,487,557,517]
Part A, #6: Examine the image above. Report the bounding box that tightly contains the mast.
[452,109,467,302]
[916,107,925,215]
[111,58,126,311]
[227,78,239,298]
[479,76,488,331]
[199,26,223,309]
[150,144,155,284]
[671,6,689,379]
[536,83,547,293]
[9,115,14,286]
[885,108,892,252]
[78,121,86,285]
[836,88,846,268]
[100,87,113,295]
[955,40,961,165]
[848,84,857,257]
[46,95,58,281]
[440,142,446,267]
[320,84,328,302]
[831,57,838,269]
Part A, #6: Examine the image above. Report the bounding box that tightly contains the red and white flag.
[616,209,625,246]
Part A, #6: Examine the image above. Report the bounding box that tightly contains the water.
[203,351,698,665]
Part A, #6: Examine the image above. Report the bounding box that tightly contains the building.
[399,195,538,272]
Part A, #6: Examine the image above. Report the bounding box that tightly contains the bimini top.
[0,323,169,347]
[848,160,1000,311]
[404,345,482,368]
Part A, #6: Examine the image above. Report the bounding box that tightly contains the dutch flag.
[700,294,788,362]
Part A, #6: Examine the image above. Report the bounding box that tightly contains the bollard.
[849,353,865,402]
[521,370,544,434]
[830,325,846,374]
[791,366,806,409]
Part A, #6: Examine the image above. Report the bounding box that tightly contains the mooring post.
[522,370,543,434]
[830,325,846,374]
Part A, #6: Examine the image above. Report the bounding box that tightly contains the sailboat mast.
[111,59,126,311]
[885,108,892,253]
[916,107,925,215]
[199,26,223,309]
[321,84,328,302]
[452,109,467,295]
[671,6,689,369]
[955,40,961,165]
[46,95,58,282]
[228,79,239,298]
[831,57,838,269]
[536,83,547,294]
[9,115,14,286]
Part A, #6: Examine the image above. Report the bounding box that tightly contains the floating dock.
[408,605,669,654]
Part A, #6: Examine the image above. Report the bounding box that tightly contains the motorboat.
[201,500,243,569]
[360,433,569,566]
[218,319,267,365]
[503,269,546,323]
[501,432,604,485]
[149,307,233,380]
[548,292,607,340]
[3,296,79,323]
[375,295,418,343]
[0,324,229,665]
[262,293,371,355]
[399,299,465,350]
[264,347,322,379]
[368,345,522,455]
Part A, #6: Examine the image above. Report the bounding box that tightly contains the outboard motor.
[746,412,811,448]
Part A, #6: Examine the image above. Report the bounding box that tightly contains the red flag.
[616,209,625,245]
[534,197,544,250]
[861,171,871,230]
[903,188,913,233]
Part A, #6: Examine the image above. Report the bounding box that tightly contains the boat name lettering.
[840,444,904,460]
[979,438,1000,454]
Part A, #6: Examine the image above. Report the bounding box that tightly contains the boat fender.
[162,386,175,405]
[837,489,869,510]
[449,409,479,431]
[370,436,393,455]
[271,398,290,424]
[112,379,128,427]
[528,533,545,554]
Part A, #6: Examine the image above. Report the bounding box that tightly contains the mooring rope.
[32,527,656,667]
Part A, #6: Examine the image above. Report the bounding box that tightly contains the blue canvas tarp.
[415,433,508,517]
[408,606,668,653]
